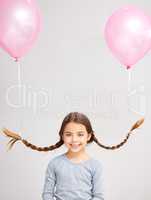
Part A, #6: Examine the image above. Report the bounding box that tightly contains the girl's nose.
[72,136,78,142]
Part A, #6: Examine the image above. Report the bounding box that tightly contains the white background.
[0,0,150,199]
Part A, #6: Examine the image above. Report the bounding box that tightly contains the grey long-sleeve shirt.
[42,153,104,200]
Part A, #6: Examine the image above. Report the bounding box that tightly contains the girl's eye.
[65,134,84,137]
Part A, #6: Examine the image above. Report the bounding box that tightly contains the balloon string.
[17,60,21,87]
[127,68,136,96]
[128,68,131,94]
[16,60,22,136]
[127,67,145,117]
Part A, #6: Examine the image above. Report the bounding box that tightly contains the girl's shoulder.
[92,158,103,165]
[90,157,104,171]
[47,154,103,171]
[47,153,65,166]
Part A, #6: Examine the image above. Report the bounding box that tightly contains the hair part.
[1,112,144,151]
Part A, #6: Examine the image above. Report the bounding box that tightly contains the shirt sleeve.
[91,161,105,200]
[42,161,56,200]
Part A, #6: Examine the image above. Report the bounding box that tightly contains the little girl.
[2,112,144,200]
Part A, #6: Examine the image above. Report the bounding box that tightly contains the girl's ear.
[87,133,91,141]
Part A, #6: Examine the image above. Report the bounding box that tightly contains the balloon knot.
[14,58,18,62]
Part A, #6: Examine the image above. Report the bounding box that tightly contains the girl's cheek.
[64,138,72,143]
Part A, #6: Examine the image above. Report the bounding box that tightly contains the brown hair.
[1,112,144,151]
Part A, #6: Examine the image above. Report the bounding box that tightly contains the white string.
[17,60,21,87]
[16,60,22,136]
[127,67,145,117]
[128,68,131,94]
[127,68,136,96]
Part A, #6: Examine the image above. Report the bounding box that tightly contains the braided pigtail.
[1,128,63,151]
[1,112,144,152]
[92,118,144,150]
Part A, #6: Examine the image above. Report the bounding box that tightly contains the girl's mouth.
[70,144,81,148]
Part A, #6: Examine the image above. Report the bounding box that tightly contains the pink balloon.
[104,6,151,69]
[0,0,42,60]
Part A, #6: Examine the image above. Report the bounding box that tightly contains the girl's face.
[62,122,91,152]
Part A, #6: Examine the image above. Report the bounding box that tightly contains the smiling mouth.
[70,144,81,148]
